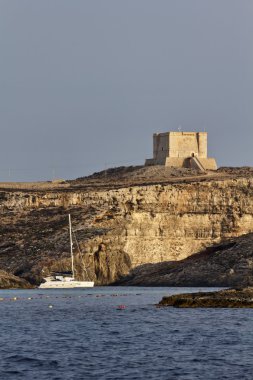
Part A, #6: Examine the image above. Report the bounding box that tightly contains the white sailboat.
[39,214,94,288]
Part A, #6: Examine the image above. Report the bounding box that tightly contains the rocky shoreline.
[0,270,33,289]
[158,287,253,308]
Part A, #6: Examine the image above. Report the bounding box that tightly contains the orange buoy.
[117,305,126,310]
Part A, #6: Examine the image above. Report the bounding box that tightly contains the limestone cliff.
[116,233,253,287]
[0,166,252,286]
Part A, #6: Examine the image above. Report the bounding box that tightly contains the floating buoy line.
[0,293,142,303]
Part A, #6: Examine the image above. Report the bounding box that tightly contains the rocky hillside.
[0,166,252,286]
[115,233,253,287]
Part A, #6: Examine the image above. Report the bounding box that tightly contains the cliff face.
[116,233,253,287]
[0,170,253,285]
[121,178,253,265]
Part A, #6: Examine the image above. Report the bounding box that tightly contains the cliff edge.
[0,166,252,286]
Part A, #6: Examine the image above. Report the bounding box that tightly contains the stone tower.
[145,131,217,171]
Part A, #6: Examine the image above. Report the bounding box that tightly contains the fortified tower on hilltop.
[145,131,217,171]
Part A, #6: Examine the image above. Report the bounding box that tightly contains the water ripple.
[0,287,253,379]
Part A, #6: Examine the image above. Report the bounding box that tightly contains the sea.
[0,287,252,380]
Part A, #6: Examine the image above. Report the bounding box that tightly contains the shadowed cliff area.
[0,270,33,289]
[115,233,253,287]
[0,205,132,286]
[0,166,253,287]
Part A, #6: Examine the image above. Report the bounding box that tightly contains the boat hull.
[39,281,94,289]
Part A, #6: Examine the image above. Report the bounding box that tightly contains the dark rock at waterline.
[0,270,33,289]
[158,287,253,308]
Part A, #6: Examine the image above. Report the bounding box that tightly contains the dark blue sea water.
[0,287,253,380]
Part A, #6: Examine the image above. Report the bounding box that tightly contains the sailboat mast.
[69,214,74,277]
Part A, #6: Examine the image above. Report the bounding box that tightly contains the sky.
[0,0,252,181]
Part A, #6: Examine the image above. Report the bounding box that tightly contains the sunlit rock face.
[121,179,253,266]
[115,233,253,287]
[0,174,253,285]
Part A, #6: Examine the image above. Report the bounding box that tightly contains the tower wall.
[153,133,169,164]
[197,132,207,158]
[146,131,217,170]
[168,132,200,158]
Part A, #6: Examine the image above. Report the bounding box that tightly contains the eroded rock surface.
[158,287,253,308]
[0,166,252,286]
[115,233,253,287]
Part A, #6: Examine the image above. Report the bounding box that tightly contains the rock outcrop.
[0,270,33,289]
[115,233,253,287]
[158,287,253,308]
[0,166,252,286]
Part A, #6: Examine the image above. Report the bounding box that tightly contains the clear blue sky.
[0,0,252,181]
